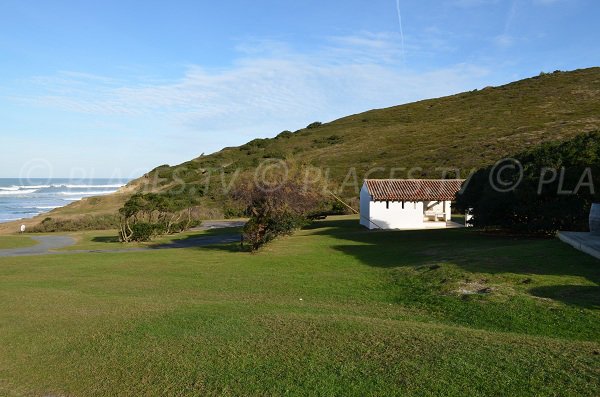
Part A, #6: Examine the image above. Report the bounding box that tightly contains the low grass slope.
[0,216,598,396]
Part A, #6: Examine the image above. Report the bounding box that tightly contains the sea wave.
[35,205,62,209]
[60,184,125,188]
[0,189,38,196]
[20,185,52,189]
[0,183,125,190]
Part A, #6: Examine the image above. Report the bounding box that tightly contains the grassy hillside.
[8,66,598,230]
[0,217,598,396]
[138,67,600,191]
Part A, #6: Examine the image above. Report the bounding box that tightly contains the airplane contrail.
[396,0,406,63]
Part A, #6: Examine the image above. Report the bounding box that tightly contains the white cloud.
[8,33,492,147]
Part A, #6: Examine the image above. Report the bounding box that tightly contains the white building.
[360,179,465,230]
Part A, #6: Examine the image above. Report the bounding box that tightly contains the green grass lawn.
[58,226,242,251]
[0,216,598,396]
[0,235,37,249]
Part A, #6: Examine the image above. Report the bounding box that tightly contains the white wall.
[368,200,424,229]
[359,183,452,229]
[359,185,372,228]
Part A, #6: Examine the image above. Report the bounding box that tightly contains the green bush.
[223,206,245,219]
[118,192,202,242]
[306,121,322,129]
[242,211,308,250]
[276,130,294,139]
[456,132,600,235]
[29,214,120,232]
[128,222,154,242]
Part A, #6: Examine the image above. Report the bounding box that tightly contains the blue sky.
[1,0,598,178]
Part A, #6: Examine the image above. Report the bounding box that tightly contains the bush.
[232,161,326,251]
[118,191,202,242]
[456,132,600,235]
[312,135,343,147]
[130,222,155,242]
[306,121,322,129]
[29,214,120,232]
[242,212,308,250]
[276,130,294,139]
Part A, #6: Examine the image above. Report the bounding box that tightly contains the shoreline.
[0,189,131,235]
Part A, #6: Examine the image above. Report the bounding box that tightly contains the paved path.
[0,235,76,257]
[191,220,246,231]
[0,220,245,258]
[558,231,600,260]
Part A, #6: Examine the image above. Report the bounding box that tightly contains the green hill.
[137,68,600,192]
[11,66,599,229]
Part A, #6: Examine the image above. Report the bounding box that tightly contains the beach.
[0,178,128,224]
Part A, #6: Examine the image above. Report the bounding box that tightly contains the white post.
[465,208,474,227]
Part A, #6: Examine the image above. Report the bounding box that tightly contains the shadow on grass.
[308,218,600,309]
[87,227,246,252]
[92,235,120,243]
[149,227,244,251]
[529,285,600,309]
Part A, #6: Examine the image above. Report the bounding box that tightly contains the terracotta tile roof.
[364,179,465,201]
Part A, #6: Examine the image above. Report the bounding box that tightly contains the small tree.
[232,161,326,251]
[118,191,201,242]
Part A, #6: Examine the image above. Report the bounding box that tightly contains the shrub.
[242,212,308,250]
[130,222,155,242]
[232,161,326,251]
[312,135,343,148]
[306,121,322,129]
[118,191,202,242]
[276,130,294,139]
[456,131,600,235]
[29,214,120,232]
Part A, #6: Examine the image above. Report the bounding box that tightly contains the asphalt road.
[0,235,76,257]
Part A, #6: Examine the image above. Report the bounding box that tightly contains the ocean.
[0,178,129,223]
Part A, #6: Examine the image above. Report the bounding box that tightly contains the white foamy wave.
[54,184,125,189]
[35,205,62,209]
[18,185,51,189]
[63,198,84,201]
[59,190,117,196]
[0,189,38,196]
[4,184,124,190]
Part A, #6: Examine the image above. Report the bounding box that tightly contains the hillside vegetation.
[457,131,600,234]
[136,68,600,192]
[6,67,598,231]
